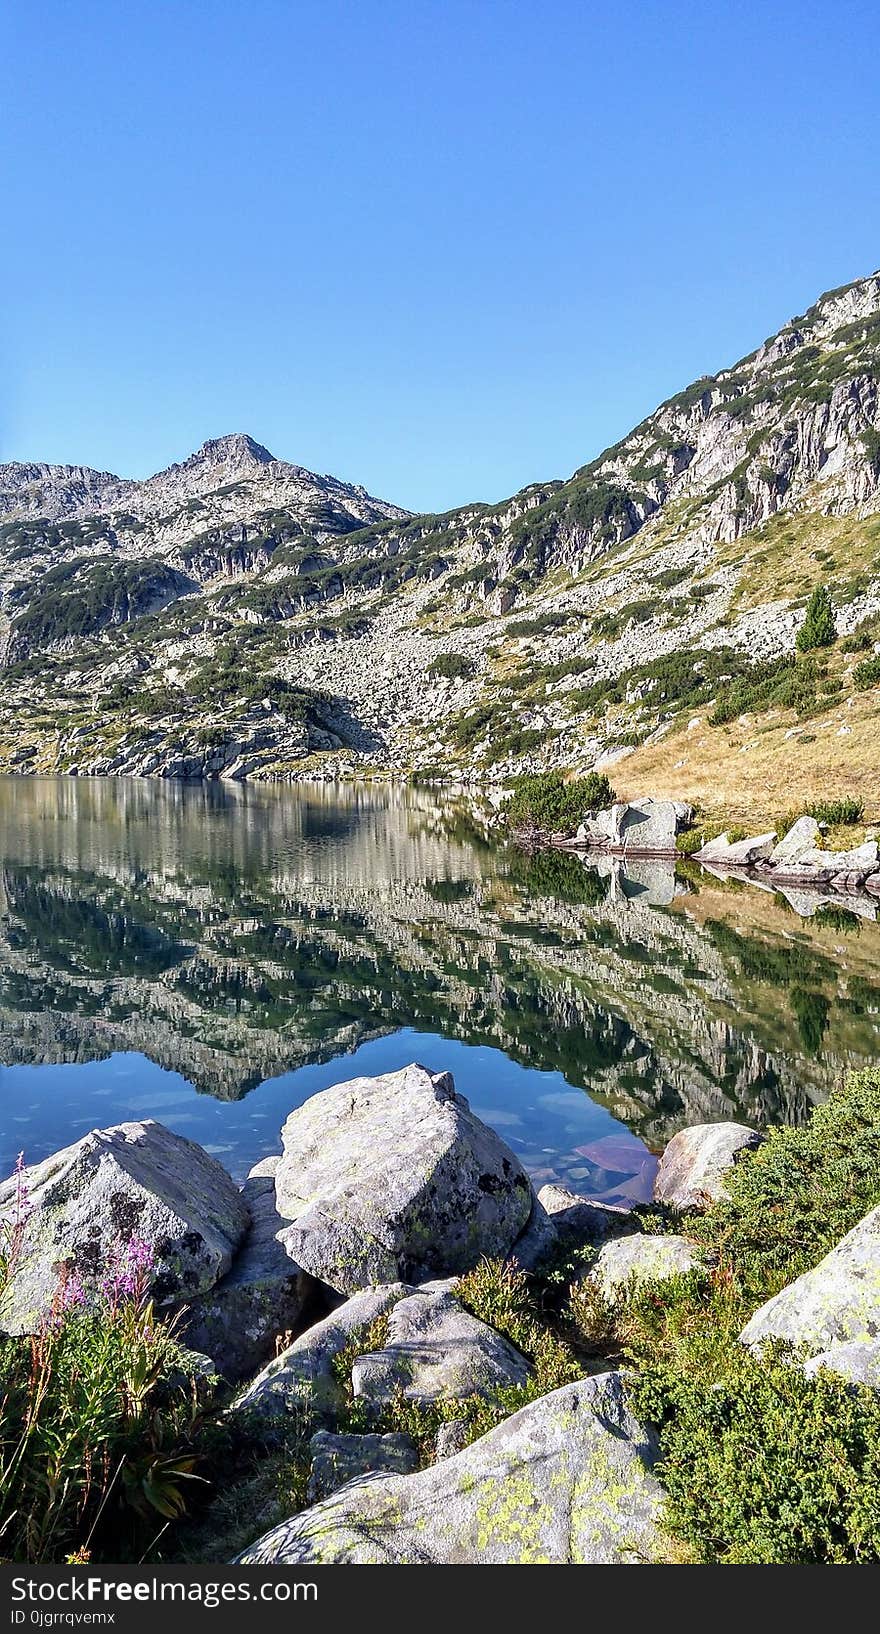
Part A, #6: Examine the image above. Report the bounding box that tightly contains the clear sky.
[2,0,878,513]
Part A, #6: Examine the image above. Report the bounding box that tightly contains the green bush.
[427,652,476,680]
[796,584,837,652]
[854,655,880,689]
[698,1067,880,1298]
[634,1347,880,1563]
[618,1068,880,1563]
[805,796,865,826]
[504,771,616,837]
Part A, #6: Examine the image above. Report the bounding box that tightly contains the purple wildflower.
[100,1234,156,1307]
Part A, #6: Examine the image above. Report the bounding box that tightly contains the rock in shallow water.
[274,1063,532,1294]
[0,1121,250,1334]
[237,1372,666,1564]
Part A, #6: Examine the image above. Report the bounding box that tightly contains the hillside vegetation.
[1,274,879,804]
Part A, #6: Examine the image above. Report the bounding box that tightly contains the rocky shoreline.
[549,794,880,905]
[4,1061,879,1564]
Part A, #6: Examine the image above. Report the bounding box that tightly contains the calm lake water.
[1,777,878,1205]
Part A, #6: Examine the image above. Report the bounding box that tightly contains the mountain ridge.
[1,268,879,810]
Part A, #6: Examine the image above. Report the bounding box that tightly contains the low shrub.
[504,771,616,837]
[854,655,880,689]
[427,653,476,681]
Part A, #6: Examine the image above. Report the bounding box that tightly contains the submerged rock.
[653,1122,764,1212]
[274,1063,532,1294]
[237,1372,666,1564]
[0,1121,250,1334]
[351,1288,530,1410]
[741,1206,880,1354]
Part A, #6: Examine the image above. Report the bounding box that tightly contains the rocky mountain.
[1,272,879,808]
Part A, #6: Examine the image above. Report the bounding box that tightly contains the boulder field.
[5,1063,880,1563]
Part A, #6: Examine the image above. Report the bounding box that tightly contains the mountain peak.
[172,433,277,474]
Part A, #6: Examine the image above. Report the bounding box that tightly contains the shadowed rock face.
[236,1372,666,1565]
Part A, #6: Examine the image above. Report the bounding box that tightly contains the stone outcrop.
[586,1233,704,1303]
[236,1372,667,1565]
[696,832,777,866]
[741,1206,880,1355]
[573,798,687,856]
[653,1122,764,1212]
[274,1064,532,1294]
[510,1183,633,1273]
[350,1288,530,1410]
[232,1283,415,1427]
[306,1431,419,1503]
[0,1120,250,1334]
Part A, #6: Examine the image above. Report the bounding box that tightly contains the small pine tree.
[796,584,836,652]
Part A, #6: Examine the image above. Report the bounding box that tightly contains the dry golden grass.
[616,687,880,825]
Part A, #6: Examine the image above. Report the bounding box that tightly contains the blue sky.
[2,0,878,512]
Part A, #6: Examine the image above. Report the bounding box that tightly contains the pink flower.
[100,1234,155,1306]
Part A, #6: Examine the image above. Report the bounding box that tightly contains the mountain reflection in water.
[1,777,878,1201]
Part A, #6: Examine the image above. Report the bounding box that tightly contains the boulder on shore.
[236,1372,666,1565]
[306,1431,419,1503]
[0,1121,250,1334]
[695,832,777,866]
[653,1122,764,1212]
[232,1283,417,1427]
[351,1288,530,1410]
[586,1233,704,1303]
[274,1064,532,1294]
[741,1205,880,1355]
[510,1183,633,1273]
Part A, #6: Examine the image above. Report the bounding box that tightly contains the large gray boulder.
[587,1233,703,1303]
[231,1283,415,1426]
[306,1431,419,1503]
[741,1206,880,1354]
[511,1183,633,1274]
[181,1167,314,1382]
[274,1064,532,1294]
[696,832,777,866]
[351,1289,530,1410]
[0,1121,250,1333]
[770,816,822,864]
[237,1372,666,1564]
[653,1122,764,1212]
[619,798,681,856]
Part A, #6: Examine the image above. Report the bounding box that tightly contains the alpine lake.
[1,776,877,1206]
